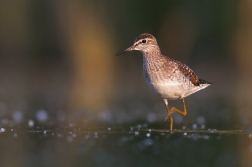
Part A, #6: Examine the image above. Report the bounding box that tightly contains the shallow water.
[0,99,250,167]
[0,124,251,167]
[2,127,252,135]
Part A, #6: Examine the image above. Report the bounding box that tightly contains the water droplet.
[13,133,17,137]
[94,132,98,138]
[147,113,157,123]
[36,110,48,122]
[197,116,205,125]
[184,132,187,136]
[190,134,198,140]
[244,127,251,131]
[28,120,34,127]
[67,136,73,142]
[249,134,252,138]
[134,131,139,136]
[143,138,153,146]
[0,128,5,132]
[146,133,151,137]
[12,111,23,123]
[43,130,47,134]
[108,127,111,131]
[202,135,210,140]
[192,124,197,129]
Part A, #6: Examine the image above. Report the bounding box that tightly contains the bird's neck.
[142,49,162,61]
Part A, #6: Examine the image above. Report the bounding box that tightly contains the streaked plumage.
[116,33,211,130]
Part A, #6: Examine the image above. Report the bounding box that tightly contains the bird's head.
[116,33,160,56]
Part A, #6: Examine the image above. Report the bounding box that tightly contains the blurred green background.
[0,0,252,167]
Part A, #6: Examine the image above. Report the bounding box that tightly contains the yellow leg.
[169,117,173,131]
[164,98,187,130]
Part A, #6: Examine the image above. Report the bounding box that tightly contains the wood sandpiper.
[116,33,211,130]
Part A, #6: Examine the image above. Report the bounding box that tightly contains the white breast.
[146,79,184,99]
[146,78,210,100]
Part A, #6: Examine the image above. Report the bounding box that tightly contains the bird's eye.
[142,39,147,43]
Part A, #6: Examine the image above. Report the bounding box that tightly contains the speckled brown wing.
[175,59,212,86]
[163,56,204,86]
[175,60,200,86]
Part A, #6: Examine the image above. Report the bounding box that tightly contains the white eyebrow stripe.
[134,40,142,46]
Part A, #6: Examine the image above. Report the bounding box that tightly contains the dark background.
[0,1,251,167]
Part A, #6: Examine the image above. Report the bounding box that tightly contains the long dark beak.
[116,46,134,56]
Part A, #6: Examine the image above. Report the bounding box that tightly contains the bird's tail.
[199,78,212,85]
